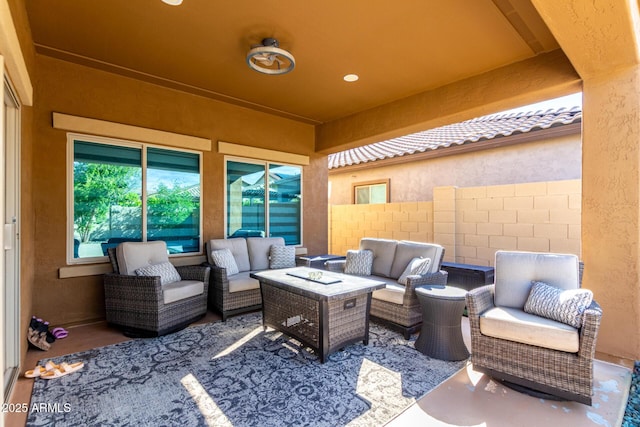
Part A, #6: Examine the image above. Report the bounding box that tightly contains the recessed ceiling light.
[343,74,359,82]
[162,0,183,5]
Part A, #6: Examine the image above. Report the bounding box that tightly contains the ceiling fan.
[246,38,295,75]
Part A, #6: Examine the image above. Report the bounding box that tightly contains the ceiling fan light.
[247,38,295,75]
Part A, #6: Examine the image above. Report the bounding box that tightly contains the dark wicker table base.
[260,284,372,363]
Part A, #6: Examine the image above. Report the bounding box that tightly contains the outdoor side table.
[414,286,469,361]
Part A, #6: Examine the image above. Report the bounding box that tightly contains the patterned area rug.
[27,313,466,426]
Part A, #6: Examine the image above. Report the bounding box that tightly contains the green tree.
[74,163,140,242]
[147,183,198,235]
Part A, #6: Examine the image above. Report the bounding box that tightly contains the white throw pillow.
[397,257,431,285]
[269,245,296,269]
[210,248,239,275]
[135,261,181,286]
[524,281,593,328]
[344,249,374,275]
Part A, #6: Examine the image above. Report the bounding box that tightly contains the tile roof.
[327,106,582,169]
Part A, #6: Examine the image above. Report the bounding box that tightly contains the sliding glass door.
[3,76,20,402]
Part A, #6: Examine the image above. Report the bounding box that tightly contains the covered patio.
[1,0,639,424]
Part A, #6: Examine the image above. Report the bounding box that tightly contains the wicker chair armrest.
[324,260,346,272]
[176,265,211,283]
[203,263,231,293]
[578,300,602,358]
[400,270,448,306]
[103,273,163,304]
[465,284,495,333]
[405,270,448,289]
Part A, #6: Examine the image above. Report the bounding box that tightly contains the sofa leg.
[370,315,421,340]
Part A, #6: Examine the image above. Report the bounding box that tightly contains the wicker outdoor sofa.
[104,241,210,337]
[325,238,448,339]
[465,251,602,405]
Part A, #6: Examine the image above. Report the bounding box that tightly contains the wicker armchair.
[466,251,602,405]
[104,241,210,337]
[325,238,448,339]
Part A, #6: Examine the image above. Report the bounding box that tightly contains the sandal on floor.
[52,327,68,339]
[60,362,84,373]
[24,365,48,378]
[44,361,60,371]
[24,361,61,378]
[40,361,84,380]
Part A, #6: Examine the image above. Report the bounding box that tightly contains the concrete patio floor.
[388,318,632,426]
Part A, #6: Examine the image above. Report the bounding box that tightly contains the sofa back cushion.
[494,250,580,309]
[116,241,169,276]
[208,238,250,272]
[359,238,397,277]
[247,237,286,270]
[389,241,444,279]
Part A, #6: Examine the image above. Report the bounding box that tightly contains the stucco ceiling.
[25,0,559,125]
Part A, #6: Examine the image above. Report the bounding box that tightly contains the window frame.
[352,179,390,204]
[224,156,303,246]
[66,133,203,264]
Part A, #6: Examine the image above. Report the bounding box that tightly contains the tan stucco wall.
[329,133,581,205]
[31,55,325,326]
[580,69,640,361]
[529,0,640,361]
[329,180,581,267]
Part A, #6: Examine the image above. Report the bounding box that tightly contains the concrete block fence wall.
[328,179,581,266]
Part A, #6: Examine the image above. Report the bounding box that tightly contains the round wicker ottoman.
[414,286,469,361]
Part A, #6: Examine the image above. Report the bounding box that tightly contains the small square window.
[353,180,389,204]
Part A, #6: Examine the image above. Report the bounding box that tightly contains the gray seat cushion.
[494,251,580,309]
[480,306,580,353]
[228,271,261,293]
[371,277,407,305]
[162,280,204,304]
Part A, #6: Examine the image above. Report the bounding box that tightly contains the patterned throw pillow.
[269,245,296,269]
[524,281,593,328]
[135,261,181,286]
[397,257,431,285]
[210,248,239,275]
[344,249,374,276]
